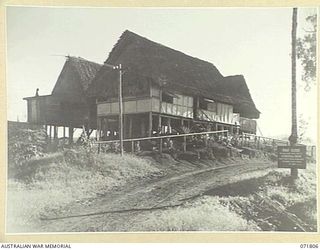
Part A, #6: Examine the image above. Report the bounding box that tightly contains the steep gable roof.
[52,56,102,98]
[88,30,260,118]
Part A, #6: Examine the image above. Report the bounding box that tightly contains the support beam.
[129,116,133,138]
[45,125,48,138]
[149,112,153,137]
[53,126,58,141]
[159,138,163,155]
[168,117,171,134]
[49,125,52,139]
[141,118,146,137]
[158,114,162,134]
[69,126,74,145]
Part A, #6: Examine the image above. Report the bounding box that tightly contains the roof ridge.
[106,30,222,70]
[67,55,102,66]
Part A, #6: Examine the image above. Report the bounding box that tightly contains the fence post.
[183,136,187,152]
[131,141,134,153]
[159,138,163,155]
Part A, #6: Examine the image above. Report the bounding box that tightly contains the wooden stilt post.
[96,118,100,140]
[168,117,171,134]
[158,114,162,134]
[159,138,163,154]
[129,116,133,138]
[149,112,153,137]
[141,117,146,137]
[45,124,48,138]
[196,96,200,119]
[49,125,52,139]
[158,114,162,155]
[105,118,108,139]
[183,136,187,152]
[69,126,74,145]
[53,126,58,140]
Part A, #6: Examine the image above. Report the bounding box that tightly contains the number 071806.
[300,244,319,248]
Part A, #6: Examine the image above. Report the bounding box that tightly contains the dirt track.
[38,158,275,232]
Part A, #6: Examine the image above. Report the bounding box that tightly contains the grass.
[7,145,317,232]
[134,164,317,232]
[135,196,259,231]
[7,148,161,232]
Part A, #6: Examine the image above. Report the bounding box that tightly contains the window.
[162,92,193,118]
[207,102,217,112]
[162,92,173,103]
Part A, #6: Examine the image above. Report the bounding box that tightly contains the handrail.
[242,133,289,143]
[94,130,229,144]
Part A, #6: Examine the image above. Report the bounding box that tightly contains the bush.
[8,127,47,169]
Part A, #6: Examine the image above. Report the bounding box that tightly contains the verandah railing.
[93,130,316,160]
[94,130,229,154]
[241,133,316,159]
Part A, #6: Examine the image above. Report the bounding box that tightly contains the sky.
[6,7,318,142]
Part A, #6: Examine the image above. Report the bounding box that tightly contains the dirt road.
[39,158,275,232]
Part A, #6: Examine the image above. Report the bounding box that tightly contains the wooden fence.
[93,130,316,161]
[241,133,316,160]
[94,130,229,154]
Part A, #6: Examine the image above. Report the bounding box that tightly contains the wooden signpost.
[278,145,307,170]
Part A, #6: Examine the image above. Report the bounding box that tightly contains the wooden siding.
[197,102,234,124]
[25,95,92,127]
[98,93,194,119]
[161,93,194,118]
[98,98,153,116]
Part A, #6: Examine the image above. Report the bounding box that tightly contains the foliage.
[8,127,47,168]
[298,114,309,143]
[297,14,317,90]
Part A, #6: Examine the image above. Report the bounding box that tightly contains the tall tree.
[289,8,298,146]
[289,8,298,179]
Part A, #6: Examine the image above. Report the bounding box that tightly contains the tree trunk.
[289,8,298,178]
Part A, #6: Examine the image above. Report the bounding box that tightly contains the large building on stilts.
[24,30,259,143]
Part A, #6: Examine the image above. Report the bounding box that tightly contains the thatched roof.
[52,56,102,97]
[88,30,260,119]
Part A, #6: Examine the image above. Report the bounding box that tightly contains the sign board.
[277,145,306,169]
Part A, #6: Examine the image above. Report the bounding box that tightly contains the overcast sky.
[6,7,317,141]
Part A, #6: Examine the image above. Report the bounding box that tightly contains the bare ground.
[38,157,275,232]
